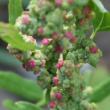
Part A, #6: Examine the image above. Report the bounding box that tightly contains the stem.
[90,30,97,39]
[90,13,105,40]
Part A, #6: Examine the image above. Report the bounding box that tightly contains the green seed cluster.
[7,0,102,110]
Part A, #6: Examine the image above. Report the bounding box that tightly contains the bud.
[37,26,44,35]
[67,0,74,4]
[55,92,62,100]
[53,76,59,86]
[56,60,64,69]
[49,101,56,109]
[65,32,77,43]
[52,32,59,40]
[25,59,36,70]
[70,36,77,43]
[23,35,36,44]
[55,0,63,6]
[65,32,73,40]
[89,46,98,54]
[83,86,93,96]
[41,38,52,45]
[79,19,85,26]
[22,14,31,25]
[55,45,64,53]
[83,6,92,16]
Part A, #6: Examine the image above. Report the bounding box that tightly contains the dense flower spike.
[7,0,101,110]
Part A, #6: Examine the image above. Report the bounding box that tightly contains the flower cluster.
[7,0,102,110]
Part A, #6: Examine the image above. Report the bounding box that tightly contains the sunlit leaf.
[0,23,36,51]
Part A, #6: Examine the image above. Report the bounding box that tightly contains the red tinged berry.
[41,38,50,45]
[52,32,59,40]
[83,6,92,16]
[55,0,63,6]
[53,76,59,86]
[70,36,77,43]
[26,59,36,69]
[49,101,56,109]
[65,32,77,43]
[55,92,62,100]
[22,14,31,25]
[55,45,64,53]
[89,46,98,54]
[37,26,44,35]
[65,32,73,40]
[56,60,64,69]
[79,19,85,26]
[67,0,74,4]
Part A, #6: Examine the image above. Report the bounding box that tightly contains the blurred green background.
[0,0,110,110]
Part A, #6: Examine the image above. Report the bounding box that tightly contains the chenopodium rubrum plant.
[0,0,110,110]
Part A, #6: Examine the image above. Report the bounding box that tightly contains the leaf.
[0,23,36,51]
[89,0,110,31]
[89,67,110,87]
[15,101,42,110]
[0,48,20,66]
[97,96,110,110]
[99,13,110,31]
[4,100,42,110]
[75,0,89,6]
[9,0,23,24]
[0,71,43,101]
[90,78,110,102]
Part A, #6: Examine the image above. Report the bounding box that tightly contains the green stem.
[90,13,105,39]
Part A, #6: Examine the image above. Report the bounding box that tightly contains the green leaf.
[0,71,43,101]
[90,78,110,102]
[99,13,110,31]
[15,101,42,110]
[89,0,110,31]
[0,48,20,66]
[4,100,42,110]
[97,96,110,110]
[9,0,23,24]
[0,23,36,51]
[89,67,110,87]
[75,0,89,6]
